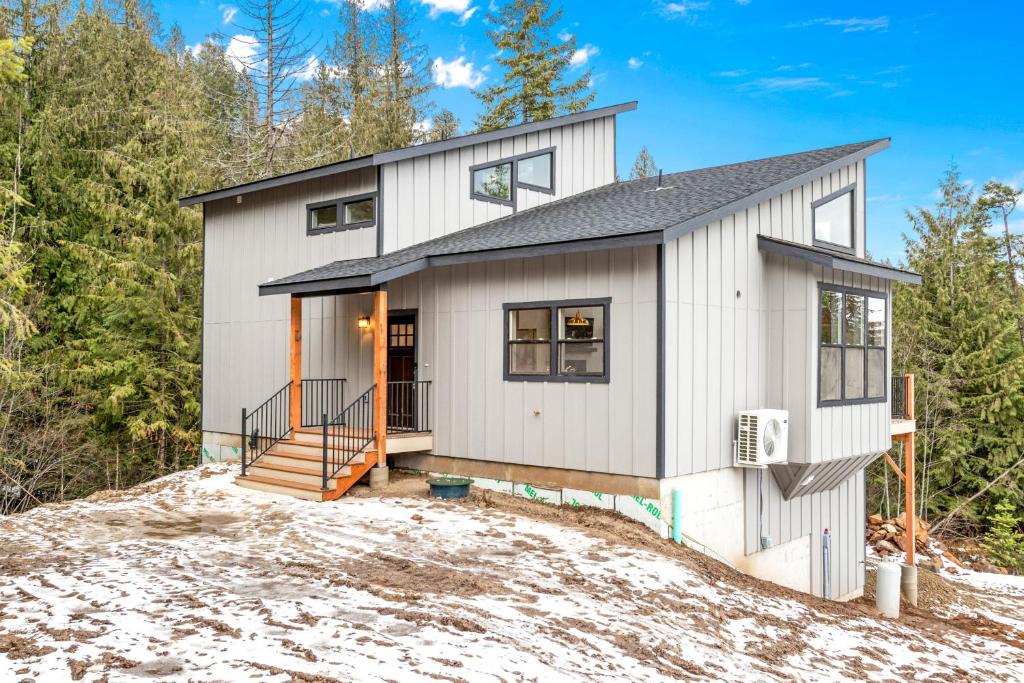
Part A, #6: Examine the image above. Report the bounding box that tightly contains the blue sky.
[158,0,1024,264]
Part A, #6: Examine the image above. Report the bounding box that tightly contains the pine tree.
[430,109,459,141]
[373,0,432,151]
[289,61,347,167]
[629,146,656,179]
[229,0,312,176]
[333,0,378,157]
[475,0,594,131]
[981,499,1024,573]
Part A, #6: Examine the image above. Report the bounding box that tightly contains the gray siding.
[387,247,658,477]
[663,160,884,477]
[379,116,617,254]
[202,167,377,434]
[745,468,866,599]
[663,161,881,599]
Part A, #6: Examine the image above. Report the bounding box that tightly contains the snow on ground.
[0,464,1021,682]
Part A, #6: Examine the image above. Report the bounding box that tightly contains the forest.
[0,0,1021,566]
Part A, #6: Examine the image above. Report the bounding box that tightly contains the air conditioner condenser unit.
[735,409,789,467]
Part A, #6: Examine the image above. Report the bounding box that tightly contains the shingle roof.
[262,138,894,295]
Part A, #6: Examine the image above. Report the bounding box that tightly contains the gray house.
[182,101,920,601]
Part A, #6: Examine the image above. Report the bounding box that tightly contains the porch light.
[567,311,589,327]
[357,316,371,329]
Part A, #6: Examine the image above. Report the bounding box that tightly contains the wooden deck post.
[904,374,915,567]
[373,289,388,467]
[290,295,302,434]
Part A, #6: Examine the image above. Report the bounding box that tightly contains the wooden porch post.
[290,295,302,434]
[373,289,388,467]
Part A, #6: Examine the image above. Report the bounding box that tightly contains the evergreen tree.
[475,0,594,131]
[890,167,1024,531]
[629,146,656,179]
[981,499,1024,573]
[430,108,459,141]
[980,181,1024,349]
[290,61,347,167]
[373,0,432,151]
[332,0,378,157]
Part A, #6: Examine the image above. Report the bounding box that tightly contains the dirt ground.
[1,464,1022,682]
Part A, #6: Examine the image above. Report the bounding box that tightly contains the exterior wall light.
[357,316,371,330]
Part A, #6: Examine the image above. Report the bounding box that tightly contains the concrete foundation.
[369,466,390,490]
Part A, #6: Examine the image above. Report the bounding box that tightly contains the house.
[180,101,920,601]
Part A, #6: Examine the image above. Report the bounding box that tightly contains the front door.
[387,312,417,431]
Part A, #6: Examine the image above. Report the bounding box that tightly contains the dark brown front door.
[387,312,417,430]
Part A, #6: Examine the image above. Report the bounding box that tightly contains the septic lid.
[426,477,472,486]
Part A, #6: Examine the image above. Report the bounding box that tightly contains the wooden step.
[293,429,372,447]
[262,447,372,468]
[248,462,341,488]
[235,475,326,502]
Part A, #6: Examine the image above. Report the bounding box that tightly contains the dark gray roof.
[180,101,637,207]
[757,235,921,284]
[262,138,903,296]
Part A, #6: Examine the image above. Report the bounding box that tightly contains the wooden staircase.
[235,429,378,502]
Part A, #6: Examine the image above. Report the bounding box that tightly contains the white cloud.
[432,55,485,89]
[661,1,709,17]
[413,119,433,135]
[225,34,257,72]
[713,69,748,78]
[627,57,643,70]
[296,55,320,81]
[558,30,573,42]
[570,44,599,67]
[790,17,889,32]
[737,76,831,93]
[219,4,238,24]
[420,0,477,23]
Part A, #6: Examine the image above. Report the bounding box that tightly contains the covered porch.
[235,288,433,501]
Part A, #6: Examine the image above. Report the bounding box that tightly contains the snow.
[1,464,1022,682]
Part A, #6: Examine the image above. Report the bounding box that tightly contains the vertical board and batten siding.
[379,117,616,254]
[386,247,658,478]
[663,160,878,598]
[202,167,377,434]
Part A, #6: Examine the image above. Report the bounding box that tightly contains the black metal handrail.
[241,382,292,477]
[891,375,909,419]
[302,378,346,428]
[386,380,431,434]
[321,384,376,489]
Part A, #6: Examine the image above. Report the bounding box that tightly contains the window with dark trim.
[818,284,886,406]
[812,185,855,253]
[504,298,609,383]
[306,191,377,235]
[470,147,556,208]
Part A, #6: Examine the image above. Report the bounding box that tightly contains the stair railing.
[320,384,376,490]
[301,378,346,428]
[241,381,292,477]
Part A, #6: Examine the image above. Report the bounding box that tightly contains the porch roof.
[260,138,900,297]
[756,235,922,284]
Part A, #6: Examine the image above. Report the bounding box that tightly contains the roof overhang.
[663,138,891,243]
[258,230,663,297]
[757,235,921,284]
[179,101,638,208]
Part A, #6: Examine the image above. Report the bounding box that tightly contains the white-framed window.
[812,186,855,253]
[504,298,609,383]
[819,284,887,406]
[307,192,377,235]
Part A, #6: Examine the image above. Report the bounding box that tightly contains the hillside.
[1,465,1022,682]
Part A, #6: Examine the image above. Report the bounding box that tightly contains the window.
[306,192,377,235]
[472,162,512,204]
[470,148,556,207]
[504,298,609,382]
[517,152,553,192]
[813,186,855,252]
[818,284,886,406]
[344,198,375,226]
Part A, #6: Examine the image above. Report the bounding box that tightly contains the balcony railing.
[891,374,912,419]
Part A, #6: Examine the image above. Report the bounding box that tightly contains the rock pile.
[865,512,960,572]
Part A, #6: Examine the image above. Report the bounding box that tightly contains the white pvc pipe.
[876,560,901,618]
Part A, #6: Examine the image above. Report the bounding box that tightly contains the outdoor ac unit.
[735,409,789,468]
